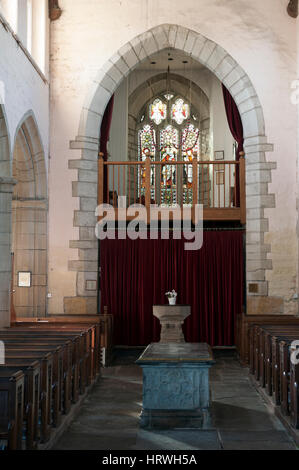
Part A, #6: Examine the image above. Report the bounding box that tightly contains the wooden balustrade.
[98,153,246,223]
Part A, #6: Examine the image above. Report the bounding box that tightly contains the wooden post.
[192,157,198,224]
[98,152,104,208]
[239,152,246,224]
[145,156,151,223]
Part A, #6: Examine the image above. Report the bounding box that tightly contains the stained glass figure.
[139,124,155,161]
[149,98,167,125]
[182,124,200,157]
[138,125,155,197]
[182,125,200,204]
[171,98,189,125]
[160,125,178,204]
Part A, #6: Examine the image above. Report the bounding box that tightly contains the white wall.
[0,15,49,167]
[209,74,234,161]
[0,0,18,32]
[17,0,27,46]
[48,0,298,313]
[0,0,49,74]
[109,77,128,163]
[31,0,48,74]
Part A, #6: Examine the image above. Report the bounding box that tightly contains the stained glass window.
[171,98,189,125]
[137,95,203,206]
[149,98,167,125]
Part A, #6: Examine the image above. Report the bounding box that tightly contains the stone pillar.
[66,139,99,314]
[0,177,17,327]
[244,137,278,314]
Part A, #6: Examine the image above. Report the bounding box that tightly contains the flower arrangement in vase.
[165,289,177,305]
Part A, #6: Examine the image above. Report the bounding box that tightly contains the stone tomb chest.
[136,342,215,429]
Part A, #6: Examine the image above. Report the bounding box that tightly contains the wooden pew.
[14,314,102,371]
[0,331,82,401]
[0,336,76,414]
[279,338,299,419]
[261,327,299,394]
[3,352,53,443]
[13,323,101,378]
[238,313,299,365]
[290,352,299,429]
[249,324,299,386]
[0,322,101,449]
[3,344,65,427]
[0,326,98,424]
[0,370,24,450]
[5,329,92,392]
[249,323,299,430]
[12,322,101,378]
[0,362,40,449]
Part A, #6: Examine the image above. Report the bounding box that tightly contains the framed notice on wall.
[18,271,32,287]
[214,150,224,160]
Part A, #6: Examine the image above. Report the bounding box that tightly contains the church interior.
[0,0,299,452]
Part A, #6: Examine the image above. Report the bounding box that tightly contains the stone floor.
[53,349,298,450]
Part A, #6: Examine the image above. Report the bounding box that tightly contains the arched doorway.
[68,24,274,325]
[11,114,48,318]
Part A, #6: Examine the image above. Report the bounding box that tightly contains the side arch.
[12,111,48,317]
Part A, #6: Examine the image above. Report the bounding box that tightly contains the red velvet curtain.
[100,231,244,346]
[222,84,244,206]
[100,95,114,201]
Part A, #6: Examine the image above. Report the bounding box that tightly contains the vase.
[168,297,176,305]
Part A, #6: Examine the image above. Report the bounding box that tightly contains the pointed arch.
[68,23,276,314]
[0,104,11,177]
[12,111,48,317]
[13,111,47,199]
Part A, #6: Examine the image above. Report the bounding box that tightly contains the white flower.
[165,289,177,298]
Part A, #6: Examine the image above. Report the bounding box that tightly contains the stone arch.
[13,112,47,199]
[0,105,11,177]
[12,112,48,318]
[68,24,276,315]
[0,105,14,327]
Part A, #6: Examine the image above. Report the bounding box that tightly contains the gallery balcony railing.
[98,154,246,224]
